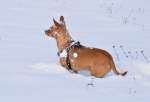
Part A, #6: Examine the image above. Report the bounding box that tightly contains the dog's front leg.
[60,57,78,73]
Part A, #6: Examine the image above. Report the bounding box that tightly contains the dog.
[45,16,127,78]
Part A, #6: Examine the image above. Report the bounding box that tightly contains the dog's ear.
[60,16,64,22]
[60,16,65,26]
[53,18,60,27]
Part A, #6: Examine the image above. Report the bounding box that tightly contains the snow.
[29,63,67,74]
[59,49,67,58]
[0,0,150,102]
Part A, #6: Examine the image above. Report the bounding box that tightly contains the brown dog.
[45,16,127,78]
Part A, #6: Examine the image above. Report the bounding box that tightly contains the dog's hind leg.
[90,65,110,78]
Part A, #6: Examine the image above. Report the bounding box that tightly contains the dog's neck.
[56,31,73,53]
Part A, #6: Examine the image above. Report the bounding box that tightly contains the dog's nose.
[45,30,48,33]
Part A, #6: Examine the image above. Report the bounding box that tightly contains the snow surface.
[0,0,150,102]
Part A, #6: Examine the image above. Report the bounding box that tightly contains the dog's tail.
[110,60,127,76]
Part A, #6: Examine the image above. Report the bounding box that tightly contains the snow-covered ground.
[0,0,150,102]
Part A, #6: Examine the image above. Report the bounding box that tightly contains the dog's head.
[45,16,66,39]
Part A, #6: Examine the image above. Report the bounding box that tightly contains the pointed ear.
[60,16,64,22]
[53,18,60,27]
[60,16,65,25]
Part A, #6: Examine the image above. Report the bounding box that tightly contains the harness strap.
[58,41,83,71]
[66,49,72,70]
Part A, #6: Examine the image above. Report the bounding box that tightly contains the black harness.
[57,41,83,71]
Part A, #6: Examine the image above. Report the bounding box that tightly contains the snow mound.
[29,63,68,74]
[136,62,150,76]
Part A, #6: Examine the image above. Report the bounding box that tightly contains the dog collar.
[57,41,82,57]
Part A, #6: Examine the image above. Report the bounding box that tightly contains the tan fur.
[45,16,127,78]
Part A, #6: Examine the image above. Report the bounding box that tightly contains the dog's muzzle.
[45,30,48,34]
